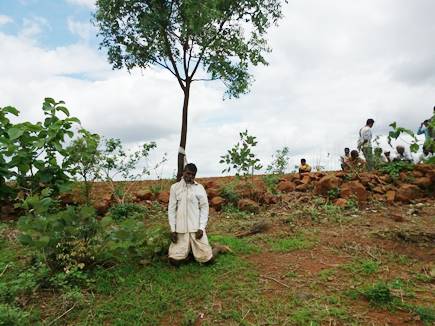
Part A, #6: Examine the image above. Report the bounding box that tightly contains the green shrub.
[219,182,239,204]
[361,282,392,306]
[0,304,31,326]
[109,203,147,221]
[263,174,280,194]
[326,187,340,200]
[380,161,414,179]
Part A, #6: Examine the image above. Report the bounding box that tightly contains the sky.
[0,0,434,178]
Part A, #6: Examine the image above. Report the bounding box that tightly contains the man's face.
[351,151,359,159]
[397,147,404,155]
[344,149,350,155]
[183,169,196,183]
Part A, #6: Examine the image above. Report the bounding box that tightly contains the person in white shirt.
[168,163,228,266]
[357,119,375,170]
[393,145,412,163]
[417,148,434,163]
[340,148,350,170]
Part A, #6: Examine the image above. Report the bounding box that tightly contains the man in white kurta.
[168,163,213,264]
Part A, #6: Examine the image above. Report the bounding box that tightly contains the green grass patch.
[343,259,380,276]
[209,234,261,254]
[268,233,315,253]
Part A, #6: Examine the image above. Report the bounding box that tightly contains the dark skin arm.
[195,229,203,240]
[171,232,178,243]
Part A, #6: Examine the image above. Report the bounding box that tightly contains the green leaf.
[410,143,419,153]
[57,106,70,116]
[7,126,24,140]
[18,234,33,246]
[2,106,19,116]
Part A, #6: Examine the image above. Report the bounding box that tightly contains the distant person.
[392,145,412,163]
[344,150,366,172]
[417,147,434,163]
[357,119,375,170]
[298,159,312,174]
[373,147,388,167]
[340,148,350,170]
[383,151,391,163]
[168,163,229,266]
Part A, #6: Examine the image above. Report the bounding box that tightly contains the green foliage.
[266,146,290,174]
[268,233,314,252]
[326,187,340,200]
[109,203,147,221]
[219,181,239,204]
[0,99,81,198]
[344,259,379,276]
[221,203,249,218]
[412,306,435,325]
[220,130,262,177]
[379,161,414,179]
[361,282,393,307]
[95,0,286,98]
[99,138,157,203]
[65,129,101,203]
[0,304,31,326]
[388,122,420,153]
[263,173,280,194]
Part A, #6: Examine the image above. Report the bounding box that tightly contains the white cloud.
[19,17,50,39]
[67,18,94,41]
[0,15,13,26]
[65,0,95,9]
[1,0,434,178]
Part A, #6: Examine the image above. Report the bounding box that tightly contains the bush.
[219,182,239,204]
[0,304,31,326]
[109,203,147,221]
[379,161,414,179]
[361,282,392,306]
[263,174,280,194]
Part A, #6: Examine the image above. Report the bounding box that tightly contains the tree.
[94,0,286,180]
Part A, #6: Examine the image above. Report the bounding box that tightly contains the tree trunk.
[176,83,190,181]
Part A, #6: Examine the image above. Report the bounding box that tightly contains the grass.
[343,259,380,276]
[267,233,315,253]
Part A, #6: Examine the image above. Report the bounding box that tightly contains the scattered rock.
[157,191,170,204]
[134,190,153,201]
[301,175,311,185]
[204,181,218,189]
[395,184,422,203]
[262,192,279,205]
[340,181,368,202]
[210,196,225,210]
[236,221,271,237]
[237,199,260,213]
[334,198,347,207]
[413,177,432,188]
[386,190,396,204]
[277,181,296,193]
[295,183,309,192]
[372,186,386,194]
[314,175,341,196]
[206,187,220,199]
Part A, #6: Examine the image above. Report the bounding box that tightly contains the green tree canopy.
[95,0,286,178]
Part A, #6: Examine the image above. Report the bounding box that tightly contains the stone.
[94,197,111,215]
[372,186,386,194]
[134,190,153,201]
[210,196,225,210]
[295,183,309,192]
[334,198,347,208]
[395,184,422,203]
[412,170,425,178]
[277,181,296,193]
[386,190,396,203]
[204,181,218,189]
[301,175,311,185]
[157,191,170,204]
[314,175,341,196]
[206,187,220,199]
[340,181,368,202]
[237,199,260,213]
[263,192,279,205]
[413,177,432,188]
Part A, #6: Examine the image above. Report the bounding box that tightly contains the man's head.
[366,119,375,128]
[183,163,197,183]
[396,145,405,155]
[301,158,306,165]
[423,119,429,127]
[423,147,429,156]
[384,151,390,157]
[350,150,359,159]
[344,148,350,155]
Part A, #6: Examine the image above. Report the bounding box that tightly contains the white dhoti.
[168,232,213,263]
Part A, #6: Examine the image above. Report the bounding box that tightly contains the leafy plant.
[108,203,147,221]
[98,138,157,204]
[0,99,81,198]
[379,161,414,179]
[361,282,392,307]
[326,187,340,201]
[263,174,280,194]
[0,304,31,326]
[220,130,262,178]
[219,181,240,204]
[65,129,101,204]
[266,146,290,174]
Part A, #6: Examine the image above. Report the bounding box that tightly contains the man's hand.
[195,229,203,240]
[171,232,178,243]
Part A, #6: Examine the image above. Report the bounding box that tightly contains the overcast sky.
[0,0,434,178]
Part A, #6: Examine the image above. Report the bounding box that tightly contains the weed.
[263,174,280,194]
[209,234,260,254]
[268,233,315,253]
[109,203,147,221]
[219,182,239,204]
[361,282,392,307]
[0,304,32,325]
[221,203,249,218]
[327,187,340,200]
[344,259,380,276]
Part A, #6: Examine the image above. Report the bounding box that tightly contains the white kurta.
[168,179,209,233]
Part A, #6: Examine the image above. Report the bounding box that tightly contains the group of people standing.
[340,108,434,172]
